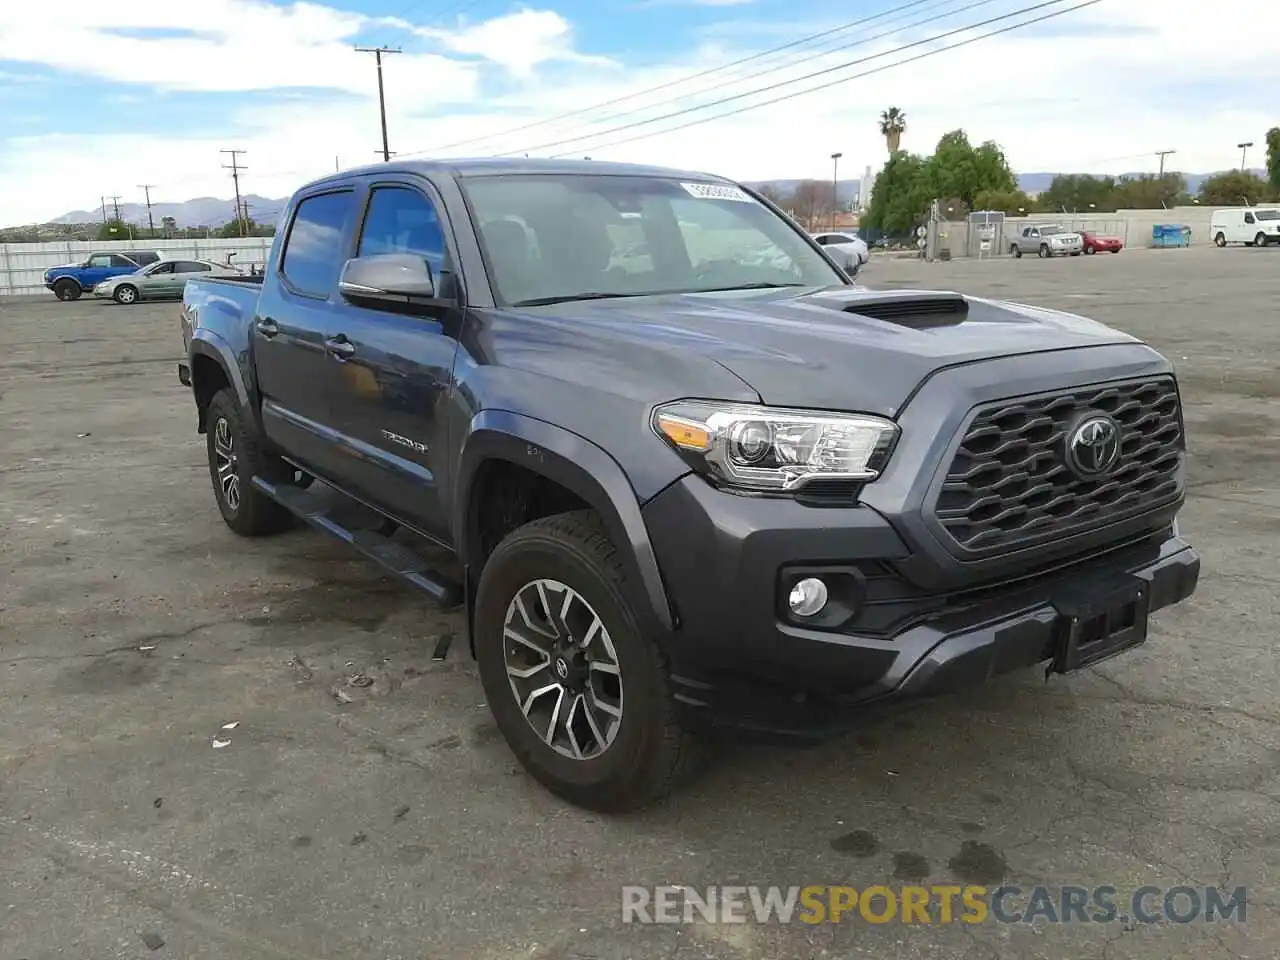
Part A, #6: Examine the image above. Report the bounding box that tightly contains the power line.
[137,184,156,236]
[517,0,1079,158]
[407,0,952,157]
[221,149,247,238]
[355,46,402,161]
[529,0,1005,149]
[544,0,1104,158]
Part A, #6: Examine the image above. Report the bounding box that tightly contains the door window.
[1245,212,1256,224]
[149,262,175,275]
[87,254,112,267]
[356,186,447,280]
[281,190,355,296]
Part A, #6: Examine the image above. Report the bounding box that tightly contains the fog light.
[788,577,829,617]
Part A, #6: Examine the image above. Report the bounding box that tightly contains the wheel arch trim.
[454,409,677,634]
[189,331,251,431]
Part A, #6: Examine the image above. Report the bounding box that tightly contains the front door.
[81,254,116,287]
[324,180,461,544]
[138,261,175,297]
[253,188,358,481]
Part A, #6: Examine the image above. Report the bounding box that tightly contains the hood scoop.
[837,291,969,329]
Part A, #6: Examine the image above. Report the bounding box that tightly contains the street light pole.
[830,151,842,232]
[1238,141,1254,171]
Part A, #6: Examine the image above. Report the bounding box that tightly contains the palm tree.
[879,107,906,154]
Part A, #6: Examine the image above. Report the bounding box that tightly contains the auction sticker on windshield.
[681,182,755,203]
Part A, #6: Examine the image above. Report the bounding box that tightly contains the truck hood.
[539,285,1141,417]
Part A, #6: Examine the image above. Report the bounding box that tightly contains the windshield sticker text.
[680,182,755,203]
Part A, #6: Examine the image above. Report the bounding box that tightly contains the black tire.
[1038,244,1051,259]
[1085,245,1095,255]
[474,510,701,812]
[53,278,81,301]
[1010,244,1021,259]
[1256,233,1269,248]
[205,389,294,537]
[1214,232,1227,247]
[113,284,139,305]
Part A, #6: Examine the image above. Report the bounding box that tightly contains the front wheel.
[1256,233,1269,248]
[205,389,294,537]
[1085,245,1096,255]
[53,278,81,301]
[1038,244,1051,259]
[113,284,138,305]
[474,510,701,812]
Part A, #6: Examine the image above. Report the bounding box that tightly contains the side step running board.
[252,476,464,609]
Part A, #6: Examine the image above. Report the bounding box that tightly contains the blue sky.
[2,0,1278,225]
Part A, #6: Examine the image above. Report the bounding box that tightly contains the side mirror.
[338,253,436,306]
[837,249,861,277]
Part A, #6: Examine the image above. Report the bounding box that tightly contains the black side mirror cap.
[338,253,438,307]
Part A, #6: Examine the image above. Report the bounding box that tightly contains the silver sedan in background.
[93,258,243,305]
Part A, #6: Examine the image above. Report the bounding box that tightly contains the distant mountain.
[49,194,289,227]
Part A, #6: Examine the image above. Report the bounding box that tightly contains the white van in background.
[1210,207,1280,247]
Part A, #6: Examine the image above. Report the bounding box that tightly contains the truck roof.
[303,157,733,189]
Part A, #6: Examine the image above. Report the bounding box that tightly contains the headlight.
[652,400,897,493]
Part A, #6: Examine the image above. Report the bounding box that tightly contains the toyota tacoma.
[178,159,1200,812]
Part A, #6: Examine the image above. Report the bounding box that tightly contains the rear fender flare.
[454,410,676,636]
[189,330,251,432]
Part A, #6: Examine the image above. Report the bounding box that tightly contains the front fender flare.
[454,410,676,634]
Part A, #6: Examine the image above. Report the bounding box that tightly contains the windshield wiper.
[694,282,809,292]
[511,292,645,307]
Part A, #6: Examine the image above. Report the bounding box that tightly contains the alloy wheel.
[503,578,623,760]
[213,416,240,511]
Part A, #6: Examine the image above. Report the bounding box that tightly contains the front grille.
[932,377,1183,555]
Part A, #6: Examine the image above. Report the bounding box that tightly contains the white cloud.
[3,0,1280,225]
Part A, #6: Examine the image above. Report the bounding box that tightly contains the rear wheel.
[1010,244,1022,258]
[474,510,701,812]
[53,278,81,301]
[205,389,294,537]
[114,284,138,305]
[1214,232,1227,247]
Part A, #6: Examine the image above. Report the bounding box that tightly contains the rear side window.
[175,260,210,273]
[282,191,354,296]
[110,254,139,267]
[357,186,447,278]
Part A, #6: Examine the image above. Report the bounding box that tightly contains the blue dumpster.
[1152,224,1191,247]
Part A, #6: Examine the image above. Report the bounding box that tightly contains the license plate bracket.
[1050,575,1150,674]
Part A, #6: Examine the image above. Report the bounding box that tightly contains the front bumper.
[91,285,112,298]
[643,476,1199,741]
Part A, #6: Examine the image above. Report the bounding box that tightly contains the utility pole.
[1155,149,1176,178]
[355,46,401,161]
[374,150,398,159]
[830,152,843,232]
[108,195,122,222]
[100,197,108,226]
[221,149,247,238]
[1237,141,1254,171]
[137,184,156,237]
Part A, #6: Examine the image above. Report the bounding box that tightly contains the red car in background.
[1080,230,1123,254]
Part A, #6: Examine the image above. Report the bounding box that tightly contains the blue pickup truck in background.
[45,250,161,301]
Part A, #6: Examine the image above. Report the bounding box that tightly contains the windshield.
[460,174,846,306]
[1039,225,1063,235]
[1256,209,1280,221]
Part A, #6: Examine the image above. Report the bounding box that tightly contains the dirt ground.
[2,246,1278,960]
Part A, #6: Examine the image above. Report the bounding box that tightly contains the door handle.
[255,318,279,338]
[324,336,355,359]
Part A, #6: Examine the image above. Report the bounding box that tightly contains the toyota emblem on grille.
[1066,415,1121,477]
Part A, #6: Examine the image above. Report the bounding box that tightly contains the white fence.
[0,237,275,297]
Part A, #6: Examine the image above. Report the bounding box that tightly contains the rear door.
[253,187,359,480]
[324,178,462,543]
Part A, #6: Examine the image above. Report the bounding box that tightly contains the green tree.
[1197,170,1273,206]
[219,217,254,239]
[1266,127,1280,191]
[1111,173,1188,209]
[1038,174,1118,212]
[879,107,906,154]
[972,188,1036,216]
[925,130,1015,210]
[95,218,134,241]
[865,151,931,235]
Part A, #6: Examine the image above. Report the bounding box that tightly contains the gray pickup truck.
[1010,223,1084,258]
[179,158,1199,811]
